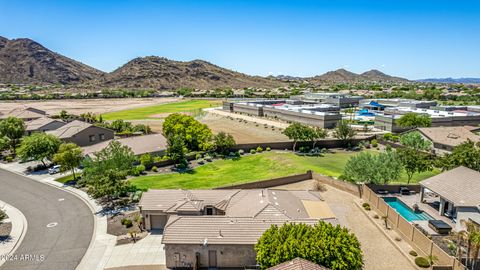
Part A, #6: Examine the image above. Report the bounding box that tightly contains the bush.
[373,214,379,219]
[256,146,263,153]
[392,135,400,142]
[195,153,202,160]
[371,139,378,147]
[197,158,205,164]
[153,156,163,163]
[139,153,153,168]
[250,149,256,154]
[121,218,133,228]
[204,154,212,162]
[151,166,158,172]
[235,151,241,158]
[238,149,245,155]
[415,257,431,268]
[136,164,145,174]
[362,203,371,210]
[5,156,13,162]
[266,146,271,151]
[383,133,393,141]
[409,250,418,257]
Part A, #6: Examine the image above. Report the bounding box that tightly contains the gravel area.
[0,222,12,242]
[276,180,416,270]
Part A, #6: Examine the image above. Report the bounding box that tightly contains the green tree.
[397,148,433,184]
[53,143,84,180]
[282,123,313,151]
[17,133,61,166]
[0,209,6,224]
[0,136,9,151]
[166,134,188,165]
[438,140,480,171]
[333,120,356,144]
[0,117,25,155]
[255,222,363,270]
[342,151,402,184]
[82,140,136,183]
[396,113,431,128]
[311,127,327,149]
[399,131,432,151]
[87,169,132,205]
[213,132,236,154]
[163,113,213,151]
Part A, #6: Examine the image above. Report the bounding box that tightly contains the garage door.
[150,215,168,230]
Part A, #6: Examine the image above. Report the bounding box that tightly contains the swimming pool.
[383,197,433,222]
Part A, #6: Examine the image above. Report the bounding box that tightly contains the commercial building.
[360,99,437,110]
[297,92,363,108]
[374,107,480,132]
[223,100,342,128]
[139,189,337,268]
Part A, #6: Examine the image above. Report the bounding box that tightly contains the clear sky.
[1,0,479,79]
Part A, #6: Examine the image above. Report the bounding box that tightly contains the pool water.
[383,197,433,222]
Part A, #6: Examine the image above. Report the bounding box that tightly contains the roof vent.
[218,230,223,238]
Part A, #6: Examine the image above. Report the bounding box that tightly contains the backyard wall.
[367,184,422,194]
[362,185,466,270]
[215,171,313,189]
[312,173,362,197]
[232,137,375,151]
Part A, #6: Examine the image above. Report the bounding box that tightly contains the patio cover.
[420,166,480,207]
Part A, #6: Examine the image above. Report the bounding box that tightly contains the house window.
[100,134,105,140]
[206,207,214,215]
[89,135,96,142]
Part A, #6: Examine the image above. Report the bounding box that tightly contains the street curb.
[0,200,28,268]
[0,165,113,270]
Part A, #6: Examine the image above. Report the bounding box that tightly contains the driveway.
[0,168,94,270]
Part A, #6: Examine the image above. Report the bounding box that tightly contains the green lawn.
[102,100,222,120]
[55,174,76,184]
[130,151,440,190]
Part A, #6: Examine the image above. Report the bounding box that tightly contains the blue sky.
[1,0,479,79]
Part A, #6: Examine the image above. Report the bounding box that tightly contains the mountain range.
[0,36,420,89]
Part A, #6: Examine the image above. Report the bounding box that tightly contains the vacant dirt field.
[199,112,289,144]
[0,98,180,116]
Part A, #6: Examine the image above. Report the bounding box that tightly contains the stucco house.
[46,120,114,146]
[139,189,338,269]
[0,107,47,121]
[25,117,66,135]
[82,133,167,156]
[416,126,480,152]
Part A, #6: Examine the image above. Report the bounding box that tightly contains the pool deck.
[396,194,456,231]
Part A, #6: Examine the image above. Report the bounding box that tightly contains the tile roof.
[46,120,95,139]
[420,166,480,207]
[82,134,167,156]
[268,258,330,270]
[161,216,337,245]
[0,107,46,120]
[25,117,64,131]
[417,126,480,148]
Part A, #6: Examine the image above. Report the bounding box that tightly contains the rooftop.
[82,134,167,156]
[25,117,64,131]
[0,107,46,120]
[268,258,330,270]
[417,126,480,148]
[420,166,480,207]
[46,120,97,139]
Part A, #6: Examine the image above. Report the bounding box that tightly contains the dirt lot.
[199,112,289,144]
[0,98,180,116]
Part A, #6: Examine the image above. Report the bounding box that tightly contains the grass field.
[130,151,440,190]
[102,99,222,120]
[55,174,76,184]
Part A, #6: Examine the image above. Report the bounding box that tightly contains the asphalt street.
[0,168,94,270]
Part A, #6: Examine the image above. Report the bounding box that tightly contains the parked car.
[48,165,61,175]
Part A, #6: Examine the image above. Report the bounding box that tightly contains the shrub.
[238,149,245,155]
[136,164,145,174]
[121,218,133,228]
[373,214,379,219]
[383,133,393,141]
[386,144,392,151]
[415,257,431,268]
[197,158,205,164]
[371,139,378,147]
[235,151,241,158]
[139,153,153,168]
[409,250,418,257]
[395,237,402,241]
[256,146,263,153]
[153,156,163,163]
[250,149,256,154]
[151,166,158,172]
[321,148,328,154]
[195,153,202,160]
[5,156,13,162]
[204,154,212,162]
[392,135,400,142]
[266,146,271,151]
[362,202,370,208]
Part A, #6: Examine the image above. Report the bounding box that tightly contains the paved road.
[0,169,94,270]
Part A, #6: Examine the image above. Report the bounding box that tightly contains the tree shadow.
[0,235,13,243]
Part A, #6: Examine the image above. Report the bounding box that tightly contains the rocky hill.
[309,68,408,83]
[99,56,282,90]
[0,36,104,84]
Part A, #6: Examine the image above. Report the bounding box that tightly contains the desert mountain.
[309,68,408,83]
[0,36,104,84]
[99,56,282,90]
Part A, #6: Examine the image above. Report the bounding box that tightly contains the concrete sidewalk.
[0,162,117,270]
[0,200,27,268]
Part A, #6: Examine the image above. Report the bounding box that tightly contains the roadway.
[0,168,94,270]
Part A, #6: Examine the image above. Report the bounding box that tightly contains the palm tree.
[470,232,480,270]
[460,219,480,269]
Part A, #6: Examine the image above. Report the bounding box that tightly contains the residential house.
[0,107,47,121]
[82,134,167,156]
[268,258,330,270]
[420,166,480,230]
[416,126,480,152]
[25,117,66,135]
[46,120,114,146]
[139,189,337,268]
